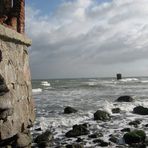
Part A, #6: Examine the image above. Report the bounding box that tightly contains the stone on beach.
[94,110,110,121]
[65,124,89,138]
[64,106,78,114]
[133,106,148,115]
[123,130,146,145]
[112,108,121,113]
[34,130,53,147]
[116,96,133,102]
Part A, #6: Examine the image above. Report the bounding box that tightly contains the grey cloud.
[26,0,148,79]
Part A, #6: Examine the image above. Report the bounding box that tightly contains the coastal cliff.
[0,24,35,147]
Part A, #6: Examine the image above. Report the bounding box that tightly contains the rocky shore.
[32,95,148,148]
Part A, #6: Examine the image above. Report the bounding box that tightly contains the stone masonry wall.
[0,24,35,147]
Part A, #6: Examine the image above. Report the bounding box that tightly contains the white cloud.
[26,0,148,79]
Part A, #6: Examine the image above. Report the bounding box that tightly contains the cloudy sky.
[25,0,148,79]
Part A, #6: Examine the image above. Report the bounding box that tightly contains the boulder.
[133,106,148,115]
[66,144,84,148]
[34,130,53,147]
[121,128,130,132]
[94,110,110,121]
[64,106,77,114]
[65,124,89,138]
[112,108,120,113]
[123,130,146,145]
[16,133,32,148]
[93,139,109,147]
[129,120,141,127]
[116,96,133,102]
[109,135,118,144]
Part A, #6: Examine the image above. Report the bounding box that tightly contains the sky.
[25,0,148,79]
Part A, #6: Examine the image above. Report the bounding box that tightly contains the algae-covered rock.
[123,130,146,145]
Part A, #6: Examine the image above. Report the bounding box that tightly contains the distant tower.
[117,73,122,80]
[0,0,25,34]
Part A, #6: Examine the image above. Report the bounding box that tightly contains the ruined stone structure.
[0,0,25,33]
[0,0,35,147]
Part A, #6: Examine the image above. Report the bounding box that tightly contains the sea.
[31,77,148,147]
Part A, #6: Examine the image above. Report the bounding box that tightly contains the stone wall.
[0,24,35,147]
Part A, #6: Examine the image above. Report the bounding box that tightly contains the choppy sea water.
[31,77,148,147]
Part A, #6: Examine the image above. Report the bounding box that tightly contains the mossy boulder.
[94,110,110,121]
[123,130,146,145]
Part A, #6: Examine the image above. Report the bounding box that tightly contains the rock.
[0,108,14,120]
[0,25,35,145]
[0,74,9,96]
[93,139,109,147]
[116,96,133,102]
[123,130,146,145]
[94,110,110,121]
[121,128,130,132]
[129,120,141,127]
[88,133,103,138]
[64,106,77,114]
[133,106,148,115]
[109,135,118,144]
[109,135,119,143]
[112,108,120,113]
[76,137,83,142]
[34,130,53,147]
[65,124,89,138]
[16,133,32,148]
[66,144,84,148]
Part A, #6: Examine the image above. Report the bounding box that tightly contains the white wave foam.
[32,88,42,93]
[41,81,51,86]
[141,80,148,83]
[119,78,139,82]
[85,81,98,86]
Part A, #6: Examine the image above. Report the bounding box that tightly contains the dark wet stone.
[129,120,141,127]
[123,130,146,145]
[109,135,118,143]
[64,106,77,114]
[93,139,109,147]
[65,124,89,138]
[94,110,110,121]
[76,138,83,143]
[133,106,148,115]
[34,130,53,147]
[112,108,121,113]
[88,133,103,138]
[66,144,84,148]
[121,128,130,132]
[116,96,133,102]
